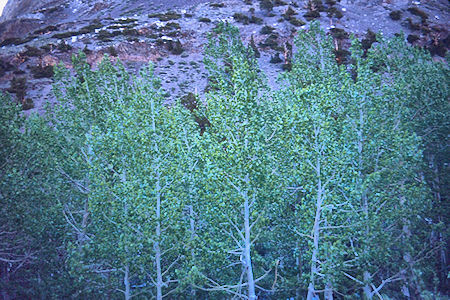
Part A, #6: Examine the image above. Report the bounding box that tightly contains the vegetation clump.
[79,21,103,34]
[269,53,283,63]
[426,36,448,57]
[307,0,325,12]
[56,41,72,52]
[7,77,27,102]
[333,48,350,64]
[117,18,138,24]
[52,31,80,39]
[97,30,121,42]
[30,64,54,79]
[282,61,292,71]
[250,15,263,24]
[122,28,139,36]
[407,34,419,43]
[327,6,343,19]
[273,0,287,6]
[168,39,183,55]
[0,59,14,77]
[249,35,260,58]
[82,46,92,55]
[180,92,199,112]
[149,11,181,21]
[259,0,273,12]
[260,25,275,34]
[161,22,181,31]
[289,18,306,27]
[304,10,321,21]
[105,46,118,57]
[407,7,428,22]
[21,46,42,57]
[164,31,179,38]
[233,13,250,24]
[0,37,22,47]
[361,29,377,53]
[107,24,132,30]
[404,17,421,30]
[40,43,56,52]
[199,17,212,23]
[210,3,225,8]
[0,35,38,47]
[259,33,283,51]
[21,97,34,110]
[33,25,59,35]
[180,92,210,135]
[282,6,297,20]
[330,27,348,40]
[389,10,402,21]
[281,6,305,26]
[126,37,139,42]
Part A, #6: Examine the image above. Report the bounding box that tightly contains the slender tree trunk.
[188,203,197,297]
[307,156,323,300]
[124,264,131,300]
[430,156,448,291]
[1,264,11,300]
[120,166,132,300]
[363,271,373,300]
[324,280,333,300]
[400,186,422,299]
[76,195,90,252]
[438,216,448,291]
[357,102,374,300]
[296,241,302,299]
[78,135,93,249]
[155,174,163,300]
[189,204,196,259]
[244,187,256,300]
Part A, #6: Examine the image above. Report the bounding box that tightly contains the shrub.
[30,65,54,79]
[389,10,402,21]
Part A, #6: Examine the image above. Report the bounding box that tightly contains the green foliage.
[86,64,193,298]
[0,20,447,299]
[0,94,74,298]
[275,23,353,297]
[366,34,450,293]
[196,23,281,298]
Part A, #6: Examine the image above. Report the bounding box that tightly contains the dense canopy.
[1,23,448,299]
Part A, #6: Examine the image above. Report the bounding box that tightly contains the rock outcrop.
[1,0,56,21]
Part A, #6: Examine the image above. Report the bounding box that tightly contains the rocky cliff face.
[0,0,448,114]
[1,0,55,21]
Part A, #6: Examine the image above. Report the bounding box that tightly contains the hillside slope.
[0,0,448,113]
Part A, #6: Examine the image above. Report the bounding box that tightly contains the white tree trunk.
[363,271,373,300]
[189,204,197,297]
[124,264,131,300]
[325,281,333,300]
[357,104,373,300]
[307,155,323,300]
[155,174,163,300]
[244,189,257,300]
